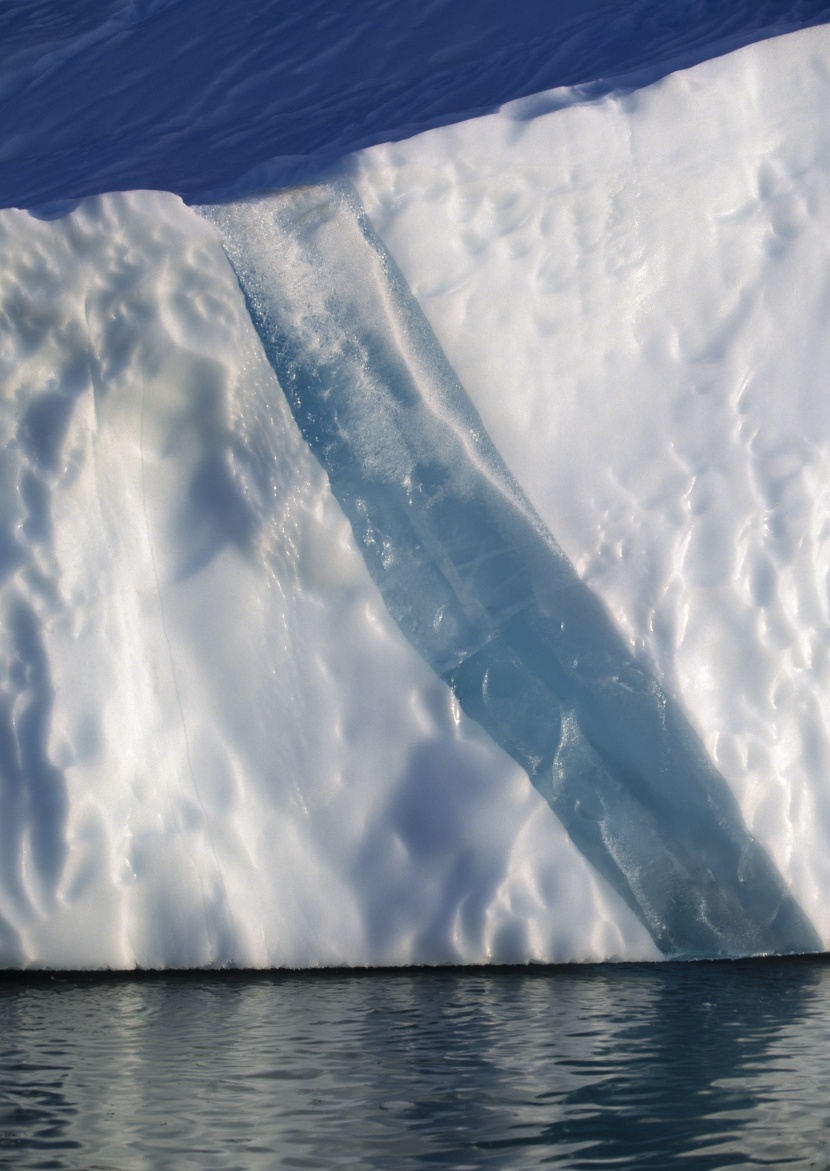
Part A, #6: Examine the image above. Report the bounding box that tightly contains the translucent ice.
[202,186,820,959]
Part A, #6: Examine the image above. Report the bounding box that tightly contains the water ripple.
[1,958,829,1168]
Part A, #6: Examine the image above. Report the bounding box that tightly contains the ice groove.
[200,184,821,959]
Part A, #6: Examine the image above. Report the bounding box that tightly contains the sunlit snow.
[1,15,830,967]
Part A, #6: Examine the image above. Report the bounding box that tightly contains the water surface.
[1,958,829,1168]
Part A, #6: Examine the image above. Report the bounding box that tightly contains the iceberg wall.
[203,187,819,959]
[0,191,656,969]
[354,21,830,952]
[1,24,830,966]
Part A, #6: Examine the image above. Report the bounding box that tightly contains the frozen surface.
[353,22,830,951]
[202,186,817,959]
[2,14,830,967]
[0,192,656,968]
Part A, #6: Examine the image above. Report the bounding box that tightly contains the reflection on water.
[1,958,829,1168]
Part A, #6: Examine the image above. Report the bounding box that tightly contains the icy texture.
[205,187,818,959]
[0,191,656,968]
[1,21,830,967]
[354,23,830,949]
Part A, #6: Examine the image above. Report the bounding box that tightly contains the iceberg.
[1,19,830,967]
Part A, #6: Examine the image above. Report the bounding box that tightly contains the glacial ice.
[203,186,819,959]
[1,21,830,967]
[354,21,830,952]
[0,192,655,969]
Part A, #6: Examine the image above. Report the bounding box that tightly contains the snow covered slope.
[1,20,830,966]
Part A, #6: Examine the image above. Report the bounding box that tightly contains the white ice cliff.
[1,22,830,966]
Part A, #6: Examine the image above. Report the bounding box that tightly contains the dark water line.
[200,185,820,961]
[1,948,829,981]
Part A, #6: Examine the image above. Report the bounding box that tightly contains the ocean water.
[2,959,829,1169]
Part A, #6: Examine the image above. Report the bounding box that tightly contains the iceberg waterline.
[2,24,830,966]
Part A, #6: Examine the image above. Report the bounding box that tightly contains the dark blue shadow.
[3,0,830,210]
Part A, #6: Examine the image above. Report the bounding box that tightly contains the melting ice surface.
[203,188,819,960]
[2,21,830,967]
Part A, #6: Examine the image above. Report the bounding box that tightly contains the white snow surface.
[0,192,656,969]
[353,22,830,949]
[2,23,830,967]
